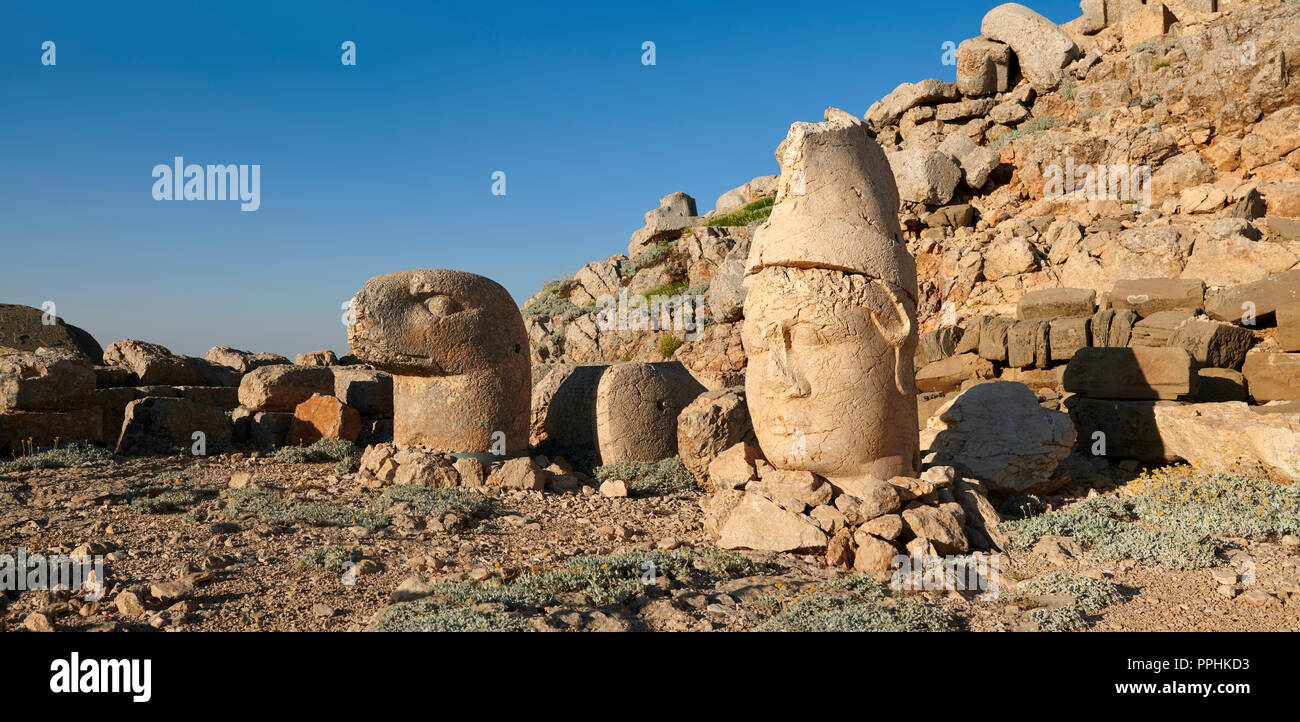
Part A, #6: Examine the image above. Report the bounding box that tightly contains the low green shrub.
[658,335,684,359]
[987,115,1062,152]
[1020,572,1121,613]
[0,441,112,472]
[594,457,696,497]
[295,545,356,575]
[377,601,529,632]
[1029,606,1085,632]
[373,485,492,520]
[1001,492,1219,569]
[703,197,775,228]
[274,439,359,465]
[221,488,389,530]
[521,294,587,324]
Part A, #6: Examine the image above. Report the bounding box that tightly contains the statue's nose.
[768,347,810,399]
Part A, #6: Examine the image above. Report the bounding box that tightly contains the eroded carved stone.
[347,269,530,454]
[741,108,921,489]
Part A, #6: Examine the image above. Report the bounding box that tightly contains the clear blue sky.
[0,0,1081,358]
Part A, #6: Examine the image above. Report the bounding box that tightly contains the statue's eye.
[743,322,773,351]
[788,325,822,347]
[424,295,461,317]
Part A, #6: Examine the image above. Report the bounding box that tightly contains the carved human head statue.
[741,108,920,485]
[347,269,530,455]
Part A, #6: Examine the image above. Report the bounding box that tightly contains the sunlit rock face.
[348,269,530,454]
[742,108,920,487]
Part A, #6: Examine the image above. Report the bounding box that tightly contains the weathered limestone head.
[347,269,530,455]
[742,108,920,485]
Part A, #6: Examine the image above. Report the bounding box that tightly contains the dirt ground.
[2,452,1298,632]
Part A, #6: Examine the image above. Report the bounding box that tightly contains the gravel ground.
[2,452,1298,632]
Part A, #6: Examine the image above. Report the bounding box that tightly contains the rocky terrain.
[3,0,1300,633]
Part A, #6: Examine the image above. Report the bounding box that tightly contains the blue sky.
[0,0,1081,358]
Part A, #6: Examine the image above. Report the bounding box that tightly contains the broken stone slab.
[1077,0,1106,34]
[707,441,762,490]
[1007,319,1050,369]
[901,503,969,555]
[748,469,833,512]
[595,361,706,463]
[1154,401,1300,482]
[706,238,751,323]
[980,2,1081,92]
[935,98,995,122]
[1063,396,1180,462]
[103,340,198,386]
[1166,319,1255,370]
[954,316,986,355]
[1196,368,1248,402]
[707,490,828,552]
[955,36,1014,96]
[233,409,295,449]
[864,78,959,129]
[285,394,361,446]
[998,366,1066,392]
[1089,308,1114,347]
[0,351,96,411]
[295,350,338,366]
[332,366,394,417]
[115,397,231,455]
[915,327,964,368]
[1242,352,1300,402]
[937,134,1000,190]
[977,316,1014,363]
[676,387,754,487]
[204,346,289,374]
[1119,1,1175,49]
[1128,309,1196,347]
[0,407,102,454]
[1110,278,1205,317]
[921,381,1075,496]
[1108,309,1138,347]
[1017,288,1097,320]
[237,364,335,413]
[487,456,546,491]
[93,365,134,389]
[886,148,961,206]
[1064,347,1198,399]
[1048,316,1091,361]
[1204,269,1300,324]
[181,356,242,387]
[1279,302,1300,352]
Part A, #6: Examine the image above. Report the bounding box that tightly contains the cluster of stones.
[703,443,1003,570]
[233,360,394,450]
[520,181,767,379]
[0,301,394,456]
[913,269,1299,481]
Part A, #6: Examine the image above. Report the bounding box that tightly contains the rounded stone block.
[347,269,530,454]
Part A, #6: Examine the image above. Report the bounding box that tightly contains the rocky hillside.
[521,0,1300,393]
